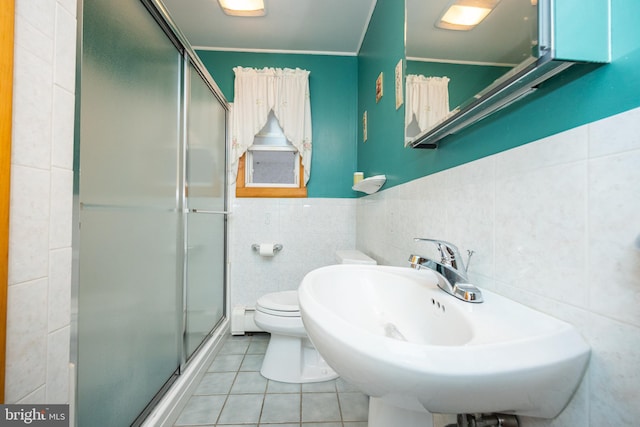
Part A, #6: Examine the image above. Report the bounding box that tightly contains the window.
[248,149,298,186]
[230,67,312,198]
[246,112,300,187]
[236,112,307,197]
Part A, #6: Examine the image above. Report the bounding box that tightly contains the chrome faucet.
[409,238,483,303]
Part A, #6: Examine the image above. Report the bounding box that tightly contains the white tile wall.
[356,107,640,426]
[7,0,76,404]
[228,197,357,309]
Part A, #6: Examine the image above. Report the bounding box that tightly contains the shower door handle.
[189,209,230,215]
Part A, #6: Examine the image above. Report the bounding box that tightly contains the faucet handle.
[413,238,464,271]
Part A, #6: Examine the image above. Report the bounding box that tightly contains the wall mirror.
[405,0,538,147]
[406,0,540,148]
[405,0,609,149]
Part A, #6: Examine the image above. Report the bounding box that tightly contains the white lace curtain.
[405,75,450,146]
[230,66,312,184]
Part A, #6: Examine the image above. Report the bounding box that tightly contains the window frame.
[236,152,307,198]
[244,145,300,189]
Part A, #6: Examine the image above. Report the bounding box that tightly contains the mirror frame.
[409,0,564,149]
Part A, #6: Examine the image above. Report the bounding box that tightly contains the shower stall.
[73,0,227,425]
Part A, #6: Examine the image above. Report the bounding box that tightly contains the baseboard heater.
[231,306,265,335]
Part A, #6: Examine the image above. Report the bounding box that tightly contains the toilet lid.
[256,290,300,313]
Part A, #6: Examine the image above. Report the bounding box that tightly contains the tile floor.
[174,333,369,426]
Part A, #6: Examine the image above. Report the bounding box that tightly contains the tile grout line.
[255,336,268,426]
[215,337,249,426]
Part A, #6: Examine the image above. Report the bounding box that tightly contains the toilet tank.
[335,250,377,265]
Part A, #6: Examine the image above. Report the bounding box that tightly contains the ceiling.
[161,0,537,65]
[161,0,377,55]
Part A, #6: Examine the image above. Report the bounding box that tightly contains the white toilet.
[254,250,377,383]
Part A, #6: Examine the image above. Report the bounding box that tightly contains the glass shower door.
[184,63,227,358]
[77,0,183,425]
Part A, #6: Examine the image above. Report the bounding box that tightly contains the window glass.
[250,150,297,185]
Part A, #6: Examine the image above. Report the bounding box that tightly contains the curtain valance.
[405,75,450,146]
[230,66,312,184]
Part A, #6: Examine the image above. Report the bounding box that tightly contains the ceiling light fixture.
[436,0,501,31]
[218,0,265,17]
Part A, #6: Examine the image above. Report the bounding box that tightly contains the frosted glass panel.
[185,64,227,358]
[79,0,181,209]
[250,150,297,184]
[77,0,182,425]
[77,210,181,424]
[185,213,225,357]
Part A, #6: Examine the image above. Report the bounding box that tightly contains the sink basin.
[298,264,590,427]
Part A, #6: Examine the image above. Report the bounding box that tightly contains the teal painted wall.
[196,51,358,198]
[358,0,640,191]
[406,60,510,114]
[356,0,406,187]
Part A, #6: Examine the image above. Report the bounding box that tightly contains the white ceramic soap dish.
[352,175,386,194]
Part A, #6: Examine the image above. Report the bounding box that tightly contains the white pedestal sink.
[298,265,590,427]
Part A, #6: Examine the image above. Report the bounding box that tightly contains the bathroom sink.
[298,264,590,426]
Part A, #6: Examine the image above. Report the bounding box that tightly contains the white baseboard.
[231,306,264,335]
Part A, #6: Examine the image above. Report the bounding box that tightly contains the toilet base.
[260,333,338,383]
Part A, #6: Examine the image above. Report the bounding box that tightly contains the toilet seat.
[256,290,300,317]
